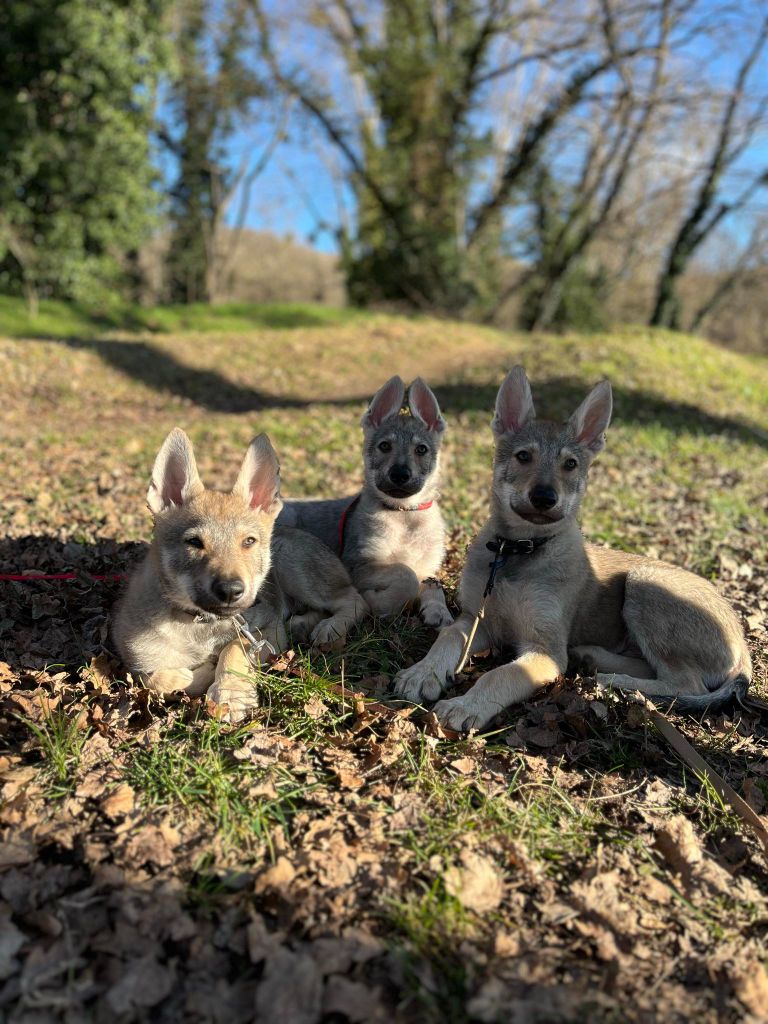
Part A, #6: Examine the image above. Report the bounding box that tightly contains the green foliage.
[0,0,168,307]
[19,706,89,798]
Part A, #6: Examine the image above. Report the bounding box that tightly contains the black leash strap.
[455,534,549,676]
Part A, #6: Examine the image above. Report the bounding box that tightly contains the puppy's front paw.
[208,642,259,723]
[433,695,497,733]
[207,677,259,723]
[288,610,322,643]
[421,603,454,629]
[310,616,347,651]
[392,662,445,704]
[567,646,596,678]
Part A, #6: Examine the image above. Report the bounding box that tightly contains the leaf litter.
[0,324,767,1021]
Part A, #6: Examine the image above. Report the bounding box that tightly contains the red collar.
[338,496,434,555]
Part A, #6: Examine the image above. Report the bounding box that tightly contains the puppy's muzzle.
[211,577,246,605]
[389,464,412,486]
[529,486,558,511]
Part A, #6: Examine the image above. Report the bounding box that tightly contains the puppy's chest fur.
[117,564,284,673]
[354,506,445,577]
[459,528,579,649]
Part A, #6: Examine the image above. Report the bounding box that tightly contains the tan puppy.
[113,429,366,719]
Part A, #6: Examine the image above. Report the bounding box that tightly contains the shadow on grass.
[9,333,768,446]
[432,378,768,450]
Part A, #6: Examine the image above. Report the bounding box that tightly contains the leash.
[337,496,361,556]
[337,494,434,556]
[233,613,276,669]
[454,535,550,676]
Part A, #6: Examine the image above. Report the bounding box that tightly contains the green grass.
[19,707,90,798]
[124,716,311,851]
[0,294,364,338]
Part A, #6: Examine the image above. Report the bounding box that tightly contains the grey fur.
[278,376,452,626]
[113,429,367,721]
[394,367,751,731]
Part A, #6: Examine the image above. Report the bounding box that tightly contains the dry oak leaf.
[101,783,136,820]
[731,960,768,1017]
[124,824,180,868]
[654,815,733,895]
[254,948,323,1024]
[444,850,504,913]
[254,856,296,894]
[0,908,26,981]
[0,838,36,870]
[308,930,384,975]
[303,695,328,720]
[105,954,175,1014]
[323,976,384,1023]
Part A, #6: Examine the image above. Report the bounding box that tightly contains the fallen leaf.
[106,954,175,1013]
[101,783,136,819]
[444,850,504,913]
[254,949,322,1024]
[254,856,296,894]
[731,960,768,1016]
[0,838,36,869]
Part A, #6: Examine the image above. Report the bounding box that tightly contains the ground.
[0,301,767,1023]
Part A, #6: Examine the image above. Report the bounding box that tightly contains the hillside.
[0,310,766,1022]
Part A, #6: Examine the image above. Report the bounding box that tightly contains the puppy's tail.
[657,673,750,715]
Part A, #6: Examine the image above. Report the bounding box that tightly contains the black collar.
[486,535,551,557]
[482,534,552,598]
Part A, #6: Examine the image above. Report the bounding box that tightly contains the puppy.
[113,428,366,719]
[394,367,751,731]
[279,376,452,627]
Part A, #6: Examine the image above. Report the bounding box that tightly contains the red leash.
[337,496,361,556]
[0,573,125,582]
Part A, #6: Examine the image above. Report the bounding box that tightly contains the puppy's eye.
[378,441,392,452]
[563,457,578,471]
[242,536,257,548]
[515,451,532,463]
[185,536,204,550]
[415,444,428,456]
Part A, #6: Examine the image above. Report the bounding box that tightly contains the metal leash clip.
[233,613,276,669]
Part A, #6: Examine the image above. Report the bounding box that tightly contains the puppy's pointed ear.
[233,434,283,516]
[568,380,613,453]
[147,428,204,514]
[492,366,535,436]
[361,375,405,429]
[408,377,446,433]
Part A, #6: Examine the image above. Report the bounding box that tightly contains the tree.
[649,11,768,329]
[511,0,675,330]
[0,0,167,310]
[253,0,663,317]
[161,0,266,304]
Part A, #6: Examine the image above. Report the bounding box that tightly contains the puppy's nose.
[530,486,558,510]
[389,464,412,485]
[212,578,245,604]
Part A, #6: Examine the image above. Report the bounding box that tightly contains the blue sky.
[181,0,768,259]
